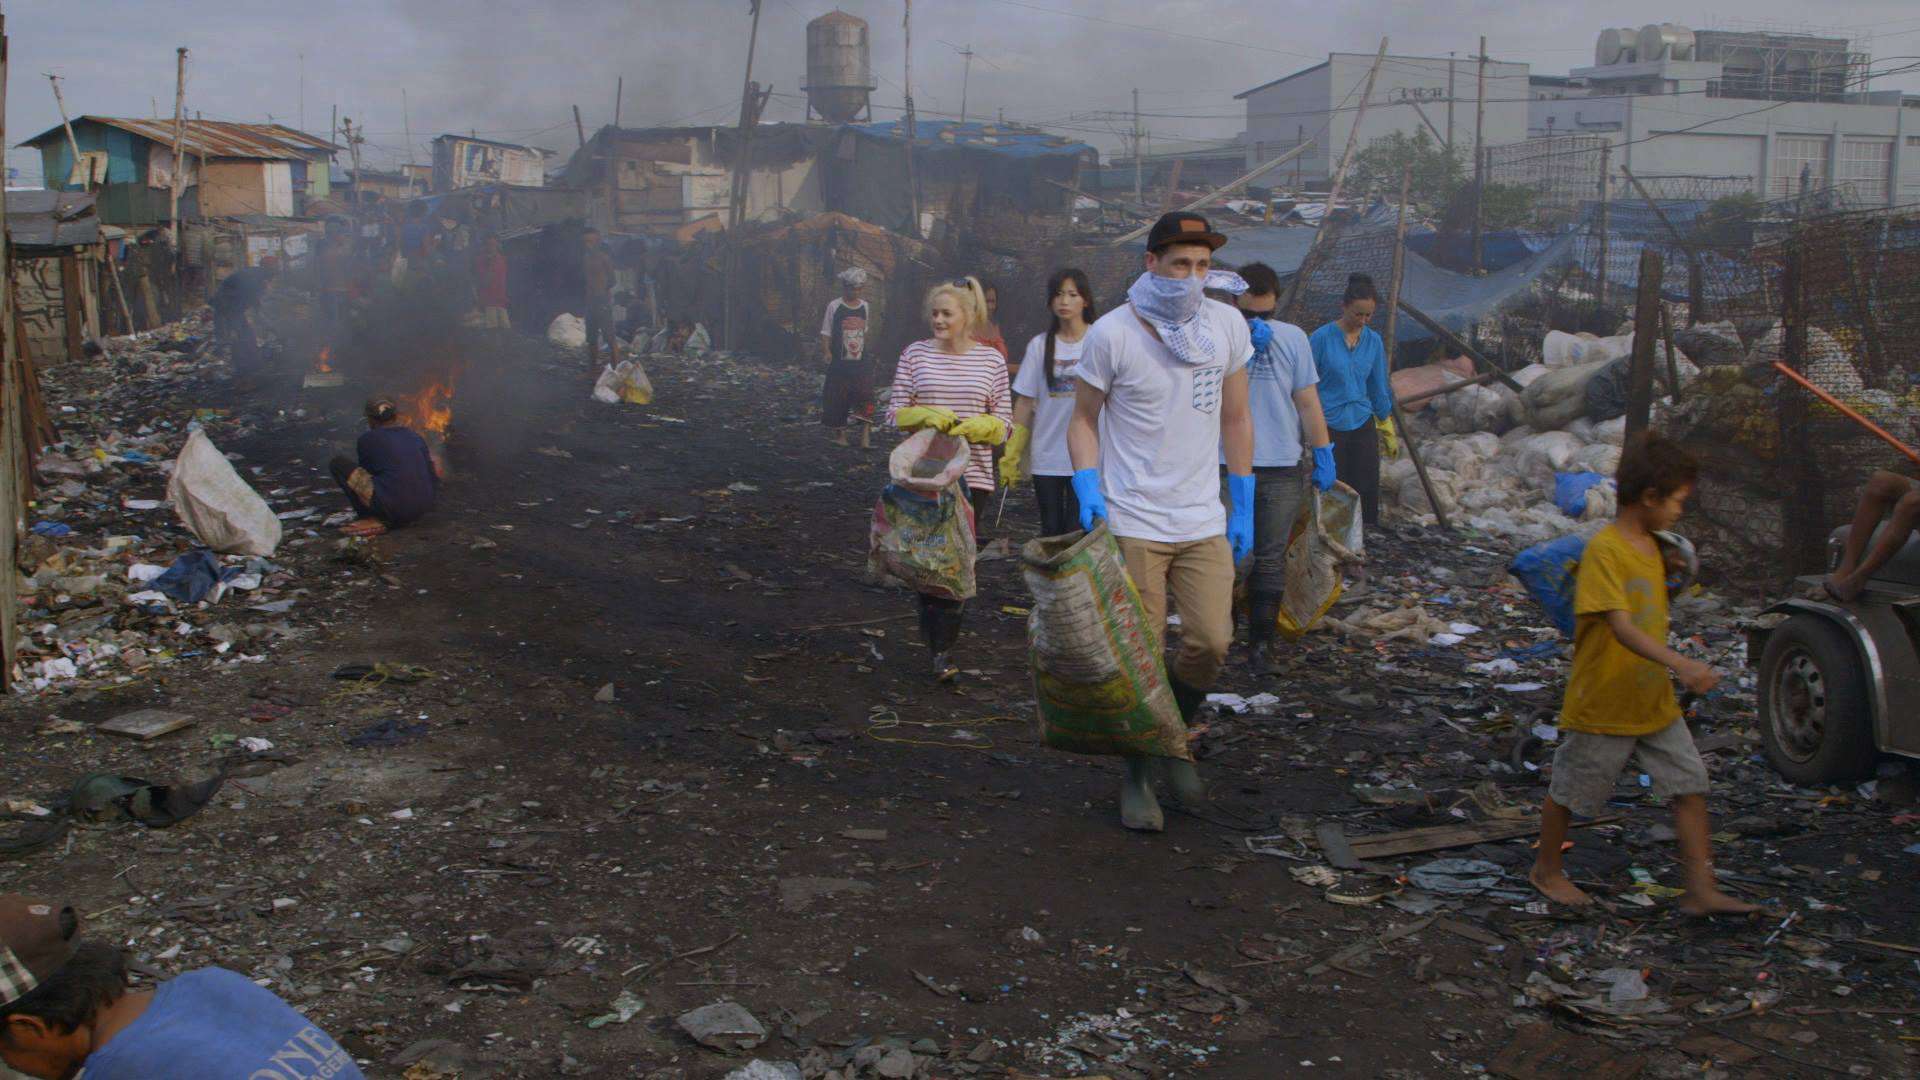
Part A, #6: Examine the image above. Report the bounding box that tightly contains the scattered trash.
[166,429,282,556]
[1407,858,1506,894]
[677,1001,769,1051]
[97,709,196,740]
[583,990,646,1029]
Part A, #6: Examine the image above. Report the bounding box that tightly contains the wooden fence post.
[1624,246,1662,439]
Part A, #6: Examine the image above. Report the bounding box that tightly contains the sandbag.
[1553,472,1611,518]
[1509,531,1588,636]
[1542,330,1633,369]
[166,430,281,557]
[546,313,587,349]
[1395,466,1460,518]
[868,430,976,601]
[1520,358,1614,431]
[1277,482,1364,640]
[591,359,654,405]
[1498,430,1586,493]
[1021,525,1188,760]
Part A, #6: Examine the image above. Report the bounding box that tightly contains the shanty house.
[6,190,104,361]
[19,117,339,225]
[822,120,1096,246]
[431,135,549,192]
[560,123,829,239]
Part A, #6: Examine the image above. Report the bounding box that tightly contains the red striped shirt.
[886,339,1011,491]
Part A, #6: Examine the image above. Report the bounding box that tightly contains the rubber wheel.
[1757,614,1878,785]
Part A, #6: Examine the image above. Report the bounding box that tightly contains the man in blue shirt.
[1224,263,1337,676]
[0,893,365,1079]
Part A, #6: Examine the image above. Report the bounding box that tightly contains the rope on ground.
[864,706,1020,751]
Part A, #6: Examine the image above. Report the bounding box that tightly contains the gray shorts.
[1547,721,1710,817]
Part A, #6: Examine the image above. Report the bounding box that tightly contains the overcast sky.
[8,1,1920,183]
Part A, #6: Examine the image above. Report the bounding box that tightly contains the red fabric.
[473,252,509,308]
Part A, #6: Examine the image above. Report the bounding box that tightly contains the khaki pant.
[1115,534,1235,688]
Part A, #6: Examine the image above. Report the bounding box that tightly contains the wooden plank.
[1345,814,1619,860]
[98,709,198,740]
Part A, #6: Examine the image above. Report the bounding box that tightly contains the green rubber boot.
[1120,756,1164,832]
[1161,676,1209,804]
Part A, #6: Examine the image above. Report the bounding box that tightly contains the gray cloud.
[8,1,1918,184]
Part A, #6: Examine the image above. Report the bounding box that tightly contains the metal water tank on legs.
[805,10,876,124]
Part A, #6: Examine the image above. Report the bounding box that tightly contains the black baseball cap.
[1145,212,1227,254]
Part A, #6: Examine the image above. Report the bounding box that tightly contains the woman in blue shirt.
[1308,273,1398,527]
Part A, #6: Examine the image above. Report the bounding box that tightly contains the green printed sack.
[1021,524,1190,760]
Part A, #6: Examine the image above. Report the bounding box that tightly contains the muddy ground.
[2,314,1916,1080]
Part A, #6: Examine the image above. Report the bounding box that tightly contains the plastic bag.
[1552,472,1611,518]
[1520,358,1614,431]
[591,359,654,405]
[546,313,587,349]
[1276,482,1364,639]
[166,430,281,556]
[867,430,976,601]
[1509,532,1589,636]
[1021,525,1189,760]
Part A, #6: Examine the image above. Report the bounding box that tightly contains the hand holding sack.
[952,414,1008,446]
[1311,444,1337,492]
[1226,472,1256,562]
[998,424,1032,487]
[1070,468,1107,532]
[895,405,961,434]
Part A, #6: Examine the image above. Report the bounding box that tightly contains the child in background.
[1530,432,1760,916]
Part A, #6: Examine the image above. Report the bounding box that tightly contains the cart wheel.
[1757,614,1878,785]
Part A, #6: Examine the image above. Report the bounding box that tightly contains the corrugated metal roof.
[17,117,339,160]
[845,120,1093,159]
[6,189,99,247]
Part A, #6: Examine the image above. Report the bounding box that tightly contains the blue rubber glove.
[1226,472,1256,563]
[1070,468,1107,533]
[1248,317,1274,355]
[1311,444,1337,492]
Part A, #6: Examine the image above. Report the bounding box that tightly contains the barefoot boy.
[1530,432,1758,916]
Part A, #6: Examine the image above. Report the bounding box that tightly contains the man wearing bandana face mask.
[1068,212,1256,832]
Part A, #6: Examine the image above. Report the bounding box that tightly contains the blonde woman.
[885,276,1011,681]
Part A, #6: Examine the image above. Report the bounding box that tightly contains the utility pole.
[1445,51,1456,156]
[298,52,305,132]
[402,87,413,174]
[343,117,364,214]
[169,48,187,249]
[1470,36,1488,273]
[1595,141,1611,309]
[46,74,84,190]
[1132,88,1143,206]
[724,0,766,349]
[572,105,586,151]
[903,0,919,238]
[614,76,623,128]
[956,43,975,124]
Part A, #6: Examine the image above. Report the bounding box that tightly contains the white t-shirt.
[1011,332,1086,477]
[1076,299,1253,543]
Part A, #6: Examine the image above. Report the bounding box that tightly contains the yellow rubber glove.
[1377,415,1401,459]
[952,414,1009,447]
[895,405,960,433]
[998,424,1031,487]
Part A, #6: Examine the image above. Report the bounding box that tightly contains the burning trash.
[303,345,343,388]
[396,366,459,474]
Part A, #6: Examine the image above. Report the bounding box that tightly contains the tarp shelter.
[6,190,103,360]
[824,120,1095,242]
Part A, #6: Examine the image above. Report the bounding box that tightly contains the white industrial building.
[1237,52,1530,186]
[1529,25,1920,206]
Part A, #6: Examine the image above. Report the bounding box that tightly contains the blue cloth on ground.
[151,551,224,603]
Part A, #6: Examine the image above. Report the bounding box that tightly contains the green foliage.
[1478,183,1538,231]
[1349,129,1465,209]
[1692,193,1764,248]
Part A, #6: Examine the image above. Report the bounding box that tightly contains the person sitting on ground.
[0,893,366,1079]
[330,397,440,538]
[1530,431,1759,916]
[1824,469,1920,601]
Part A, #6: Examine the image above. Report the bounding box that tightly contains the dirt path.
[4,332,1914,1079]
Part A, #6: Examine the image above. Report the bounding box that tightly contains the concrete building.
[1529,25,1920,206]
[1237,52,1530,186]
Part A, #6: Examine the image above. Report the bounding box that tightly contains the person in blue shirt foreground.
[0,893,365,1080]
[330,396,442,538]
[1226,262,1337,676]
[1308,272,1398,530]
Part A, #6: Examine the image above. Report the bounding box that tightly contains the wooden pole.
[169,48,187,248]
[1660,303,1682,404]
[724,0,766,351]
[614,76,623,129]
[572,105,586,151]
[1384,166,1451,530]
[1278,38,1388,318]
[402,87,413,175]
[1595,141,1610,311]
[1470,37,1487,273]
[46,75,85,190]
[1132,87,1142,206]
[1624,246,1663,439]
[1395,369,1502,409]
[903,0,919,238]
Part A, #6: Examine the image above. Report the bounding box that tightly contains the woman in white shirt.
[1000,269,1096,535]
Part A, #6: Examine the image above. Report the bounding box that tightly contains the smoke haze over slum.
[8,0,1920,184]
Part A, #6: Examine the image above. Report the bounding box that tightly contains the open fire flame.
[398,372,456,436]
[314,346,333,374]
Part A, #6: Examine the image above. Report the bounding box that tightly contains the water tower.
[804,10,876,124]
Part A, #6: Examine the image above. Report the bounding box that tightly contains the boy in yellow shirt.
[1530,431,1759,916]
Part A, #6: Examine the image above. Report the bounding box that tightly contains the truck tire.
[1758,614,1878,785]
